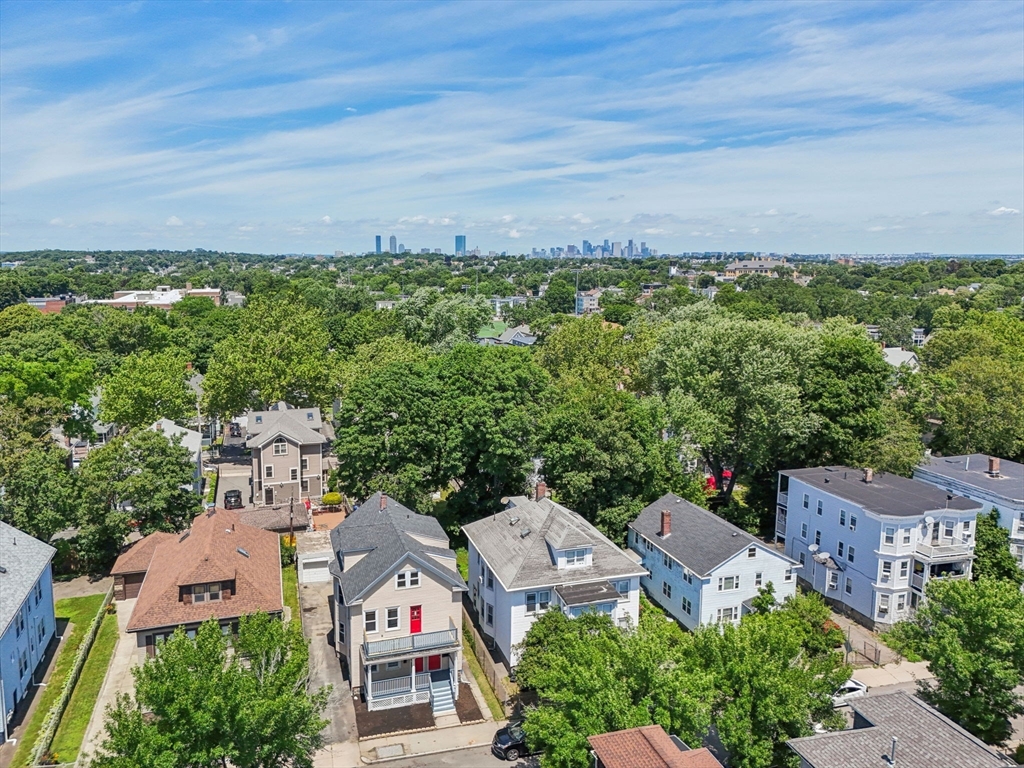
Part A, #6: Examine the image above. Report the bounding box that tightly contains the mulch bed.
[455,682,484,724]
[353,694,435,739]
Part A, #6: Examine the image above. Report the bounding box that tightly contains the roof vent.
[179,531,191,543]
[520,528,532,538]
[509,516,520,526]
[237,547,250,558]
[0,566,7,574]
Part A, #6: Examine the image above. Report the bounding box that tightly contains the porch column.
[366,663,372,700]
[411,658,416,691]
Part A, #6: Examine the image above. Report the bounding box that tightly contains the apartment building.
[776,466,983,629]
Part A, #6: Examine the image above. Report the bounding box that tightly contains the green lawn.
[9,594,106,768]
[462,633,505,721]
[282,564,300,622]
[49,606,120,762]
[456,547,469,581]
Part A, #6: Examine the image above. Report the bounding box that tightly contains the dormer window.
[563,548,588,567]
[255,415,262,424]
[306,412,314,421]
[273,437,288,456]
[192,582,221,602]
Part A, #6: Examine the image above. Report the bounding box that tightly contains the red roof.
[588,726,723,768]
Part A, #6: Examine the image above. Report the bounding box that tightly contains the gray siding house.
[246,403,328,506]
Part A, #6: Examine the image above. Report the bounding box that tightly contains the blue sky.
[1,1,1022,255]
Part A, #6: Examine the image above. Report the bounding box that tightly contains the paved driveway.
[299,582,355,746]
[217,459,253,508]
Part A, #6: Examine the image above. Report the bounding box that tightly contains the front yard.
[9,594,112,768]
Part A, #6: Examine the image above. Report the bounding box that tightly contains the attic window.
[255,415,262,424]
[306,412,314,421]
[237,547,250,558]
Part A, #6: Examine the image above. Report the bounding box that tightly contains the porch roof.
[555,580,618,607]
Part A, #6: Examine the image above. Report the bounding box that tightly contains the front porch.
[364,654,458,713]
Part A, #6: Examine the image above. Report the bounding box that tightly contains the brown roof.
[111,532,175,575]
[126,508,283,633]
[588,726,723,768]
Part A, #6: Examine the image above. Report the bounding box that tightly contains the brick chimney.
[536,482,547,501]
[987,457,1001,477]
[380,493,388,511]
[863,468,874,483]
[660,510,671,537]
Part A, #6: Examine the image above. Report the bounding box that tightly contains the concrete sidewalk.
[853,660,933,688]
[352,720,505,764]
[78,599,140,762]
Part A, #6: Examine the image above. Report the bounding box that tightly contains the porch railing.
[777,492,788,507]
[915,541,972,561]
[363,622,459,660]
[369,673,432,698]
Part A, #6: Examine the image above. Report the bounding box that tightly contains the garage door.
[299,558,331,584]
[123,572,145,599]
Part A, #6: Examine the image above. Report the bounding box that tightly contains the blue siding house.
[0,522,57,744]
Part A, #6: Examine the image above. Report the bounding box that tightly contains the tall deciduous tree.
[203,298,334,418]
[99,350,196,430]
[888,577,1024,745]
[0,443,79,544]
[91,614,329,768]
[972,510,1024,586]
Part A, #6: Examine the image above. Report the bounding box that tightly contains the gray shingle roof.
[463,497,646,591]
[245,412,326,448]
[630,494,794,577]
[788,692,1013,767]
[0,522,57,636]
[329,492,466,603]
[784,466,982,518]
[916,454,1024,504]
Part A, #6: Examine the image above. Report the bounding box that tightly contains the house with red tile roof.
[587,725,723,768]
[111,508,283,657]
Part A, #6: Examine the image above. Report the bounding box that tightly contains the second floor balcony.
[362,619,459,662]
[915,540,973,562]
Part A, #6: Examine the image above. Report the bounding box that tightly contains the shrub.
[321,491,342,507]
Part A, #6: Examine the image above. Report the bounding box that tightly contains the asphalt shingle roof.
[783,466,982,518]
[630,494,793,577]
[329,492,467,603]
[788,692,1013,768]
[0,522,56,637]
[587,725,723,768]
[463,497,645,591]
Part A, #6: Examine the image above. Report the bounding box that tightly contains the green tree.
[646,304,814,500]
[92,614,329,768]
[203,298,334,417]
[887,577,1024,745]
[99,350,196,430]
[972,509,1024,585]
[78,429,201,565]
[396,288,493,351]
[0,443,79,544]
[536,314,641,389]
[543,279,576,315]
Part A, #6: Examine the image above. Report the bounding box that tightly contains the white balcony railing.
[363,625,459,660]
[915,541,972,561]
[778,492,788,507]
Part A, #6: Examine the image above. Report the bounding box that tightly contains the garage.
[116,571,146,600]
[298,554,332,584]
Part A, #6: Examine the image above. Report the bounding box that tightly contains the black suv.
[491,722,536,761]
[223,490,244,509]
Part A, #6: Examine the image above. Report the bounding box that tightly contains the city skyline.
[1,2,1021,255]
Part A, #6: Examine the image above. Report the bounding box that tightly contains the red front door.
[415,657,424,673]
[410,605,422,634]
[428,654,442,671]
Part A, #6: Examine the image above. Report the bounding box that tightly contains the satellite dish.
[925,516,935,524]
[808,544,819,553]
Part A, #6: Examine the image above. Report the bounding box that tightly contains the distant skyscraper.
[627,239,635,258]
[375,235,382,254]
[612,241,622,257]
[455,235,466,256]
[603,239,611,251]
[389,235,397,254]
[399,243,405,253]
[582,240,592,255]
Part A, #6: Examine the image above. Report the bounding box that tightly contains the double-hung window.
[881,561,892,582]
[290,468,299,481]
[747,546,757,559]
[884,527,895,545]
[845,578,853,595]
[717,606,738,624]
[486,604,494,627]
[754,572,763,587]
[565,549,587,567]
[837,542,845,559]
[718,576,739,591]
[816,500,823,516]
[784,568,793,582]
[301,457,309,471]
[847,546,855,563]
[902,528,911,545]
[849,515,857,532]
[814,530,821,546]
[526,591,551,613]
[839,509,846,527]
[800,523,808,539]
[386,607,400,631]
[364,610,378,633]
[662,552,673,570]
[615,580,630,598]
[899,561,908,578]
[396,570,420,589]
[273,438,288,456]
[662,582,672,599]
[486,568,494,590]
[944,520,955,539]
[802,493,809,509]
[681,597,692,615]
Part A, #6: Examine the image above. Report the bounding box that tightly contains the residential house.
[881,347,919,372]
[477,322,537,347]
[24,296,66,314]
[463,495,646,668]
[0,523,57,743]
[486,296,528,315]
[330,492,467,714]
[911,327,927,347]
[629,494,798,630]
[150,418,203,494]
[775,467,982,629]
[588,725,723,768]
[915,454,1024,569]
[787,691,1014,768]
[575,288,602,314]
[246,402,329,506]
[115,508,282,658]
[80,285,226,310]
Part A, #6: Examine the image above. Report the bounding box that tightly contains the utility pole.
[289,496,295,543]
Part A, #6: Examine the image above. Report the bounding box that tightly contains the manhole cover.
[375,744,404,759]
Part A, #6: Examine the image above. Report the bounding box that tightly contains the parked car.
[229,423,242,438]
[223,490,244,510]
[832,678,868,707]
[492,722,539,762]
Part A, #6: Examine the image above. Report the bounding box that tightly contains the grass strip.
[48,607,120,762]
[9,594,106,768]
[462,634,505,721]
[282,564,300,622]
